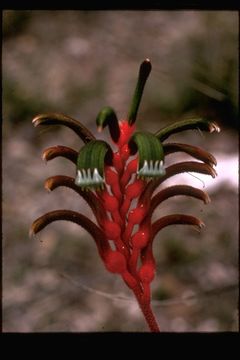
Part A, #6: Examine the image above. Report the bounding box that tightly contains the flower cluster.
[30,59,220,332]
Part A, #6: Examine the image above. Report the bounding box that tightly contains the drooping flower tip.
[32,115,41,127]
[203,192,211,204]
[29,218,42,238]
[41,151,48,162]
[44,178,54,192]
[198,220,205,229]
[209,122,221,133]
[29,226,35,239]
[210,166,218,178]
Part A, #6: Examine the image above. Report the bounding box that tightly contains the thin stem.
[133,288,160,332]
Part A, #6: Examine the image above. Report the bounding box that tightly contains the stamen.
[75,168,104,189]
[138,160,166,178]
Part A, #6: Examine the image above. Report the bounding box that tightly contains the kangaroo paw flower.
[31,59,220,332]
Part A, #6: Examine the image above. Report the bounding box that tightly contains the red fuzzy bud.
[126,158,138,173]
[105,251,127,274]
[128,204,146,225]
[104,220,121,239]
[101,191,119,212]
[131,229,150,249]
[113,152,123,172]
[120,144,130,161]
[105,167,118,186]
[118,121,136,147]
[120,158,138,186]
[126,179,145,200]
[138,263,155,284]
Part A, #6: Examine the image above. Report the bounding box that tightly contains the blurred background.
[2,10,238,332]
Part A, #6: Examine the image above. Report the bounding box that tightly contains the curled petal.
[140,161,217,205]
[42,145,78,164]
[152,214,205,239]
[128,59,152,125]
[162,161,217,182]
[150,185,210,217]
[155,118,220,142]
[44,175,107,224]
[30,210,110,256]
[96,106,120,142]
[163,142,217,166]
[32,113,95,143]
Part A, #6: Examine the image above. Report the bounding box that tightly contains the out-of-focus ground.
[2,10,238,332]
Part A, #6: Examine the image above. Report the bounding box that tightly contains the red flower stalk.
[30,59,220,332]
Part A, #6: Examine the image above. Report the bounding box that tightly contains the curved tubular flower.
[31,59,220,332]
[149,185,210,218]
[30,210,109,259]
[152,214,205,239]
[139,160,217,207]
[32,112,95,143]
[155,118,220,142]
[44,175,107,224]
[163,142,217,166]
[42,145,78,164]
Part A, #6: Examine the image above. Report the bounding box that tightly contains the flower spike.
[128,59,152,125]
[31,59,219,333]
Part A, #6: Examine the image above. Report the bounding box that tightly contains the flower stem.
[132,287,160,332]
